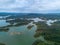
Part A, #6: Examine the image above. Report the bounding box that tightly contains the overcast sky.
[0,0,60,13]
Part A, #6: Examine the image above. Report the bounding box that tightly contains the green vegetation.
[27,25,34,29]
[34,22,48,38]
[0,43,5,45]
[14,22,29,26]
[6,18,31,27]
[33,21,60,45]
[0,27,9,32]
[32,40,54,45]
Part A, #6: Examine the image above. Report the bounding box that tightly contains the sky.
[0,0,60,13]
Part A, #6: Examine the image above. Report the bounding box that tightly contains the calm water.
[0,20,37,45]
[0,20,10,27]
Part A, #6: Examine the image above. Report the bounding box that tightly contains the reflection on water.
[0,20,10,27]
[9,32,23,35]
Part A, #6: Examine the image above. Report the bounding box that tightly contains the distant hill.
[0,13,60,16]
[0,13,60,19]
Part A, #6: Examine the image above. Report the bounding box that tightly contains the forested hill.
[0,13,60,19]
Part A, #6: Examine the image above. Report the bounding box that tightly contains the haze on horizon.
[0,0,60,13]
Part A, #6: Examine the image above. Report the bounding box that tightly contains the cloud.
[0,0,60,13]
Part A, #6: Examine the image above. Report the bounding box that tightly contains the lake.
[0,20,37,45]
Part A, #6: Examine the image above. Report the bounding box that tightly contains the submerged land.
[0,13,60,45]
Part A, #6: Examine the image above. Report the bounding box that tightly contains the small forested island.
[0,43,5,45]
[0,27,9,32]
[27,25,34,29]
